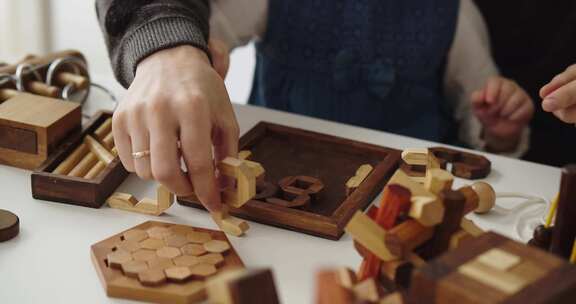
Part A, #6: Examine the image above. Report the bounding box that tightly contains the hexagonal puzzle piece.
[181,244,207,256]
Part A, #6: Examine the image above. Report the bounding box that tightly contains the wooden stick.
[0,89,19,101]
[84,161,106,179]
[26,81,60,98]
[102,132,114,149]
[55,72,89,90]
[84,135,114,165]
[94,118,112,140]
[68,152,98,177]
[53,143,89,175]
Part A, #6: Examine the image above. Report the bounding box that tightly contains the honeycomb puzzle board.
[91,221,244,304]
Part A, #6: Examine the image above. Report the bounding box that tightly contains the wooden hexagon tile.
[91,221,244,304]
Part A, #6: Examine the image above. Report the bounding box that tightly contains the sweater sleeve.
[444,0,530,158]
[95,0,211,87]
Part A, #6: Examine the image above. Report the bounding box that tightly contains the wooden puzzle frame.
[178,122,400,240]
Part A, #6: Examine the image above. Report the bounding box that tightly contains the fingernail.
[542,97,558,112]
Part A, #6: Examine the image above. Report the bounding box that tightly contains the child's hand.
[540,65,576,123]
[471,77,534,151]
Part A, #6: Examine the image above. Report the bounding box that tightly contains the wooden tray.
[31,111,128,208]
[178,122,400,240]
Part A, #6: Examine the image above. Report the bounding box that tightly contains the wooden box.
[178,122,400,240]
[31,111,128,208]
[0,93,81,169]
[411,232,576,304]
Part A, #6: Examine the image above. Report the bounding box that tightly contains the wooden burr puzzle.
[178,122,401,240]
[31,111,128,208]
[91,221,244,304]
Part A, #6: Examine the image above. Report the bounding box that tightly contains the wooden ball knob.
[471,182,495,214]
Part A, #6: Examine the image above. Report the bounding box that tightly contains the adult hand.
[471,76,534,152]
[112,44,239,212]
[541,64,576,123]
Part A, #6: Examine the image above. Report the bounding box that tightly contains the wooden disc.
[0,209,19,242]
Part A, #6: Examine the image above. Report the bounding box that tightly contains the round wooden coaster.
[0,209,19,242]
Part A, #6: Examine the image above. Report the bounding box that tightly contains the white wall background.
[1,0,255,104]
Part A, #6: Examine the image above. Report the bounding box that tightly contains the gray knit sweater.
[95,0,211,88]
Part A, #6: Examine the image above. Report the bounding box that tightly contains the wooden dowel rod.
[102,132,114,150]
[68,152,98,177]
[0,89,19,101]
[84,161,106,179]
[27,81,60,98]
[85,135,114,165]
[55,72,89,90]
[550,165,576,258]
[53,143,89,175]
[94,118,112,140]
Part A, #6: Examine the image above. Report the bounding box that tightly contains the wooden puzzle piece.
[388,170,444,227]
[206,268,280,304]
[107,185,174,216]
[254,181,279,200]
[424,168,453,195]
[278,175,324,203]
[352,278,381,302]
[385,219,434,258]
[0,209,19,242]
[316,269,355,304]
[238,150,252,160]
[401,148,429,166]
[345,164,374,196]
[218,157,257,208]
[458,259,528,294]
[469,182,496,214]
[460,218,484,237]
[429,147,491,180]
[211,206,250,237]
[85,135,114,165]
[345,211,398,262]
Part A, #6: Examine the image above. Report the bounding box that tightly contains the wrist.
[136,45,210,74]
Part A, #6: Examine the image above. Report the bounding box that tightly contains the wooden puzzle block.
[429,147,491,180]
[551,165,576,259]
[353,278,380,302]
[218,157,257,208]
[91,221,244,304]
[460,218,484,237]
[0,209,19,242]
[385,219,434,258]
[178,122,401,240]
[278,175,324,202]
[31,112,129,208]
[449,230,475,250]
[401,148,429,166]
[206,268,280,304]
[0,93,81,169]
[84,135,114,165]
[411,232,576,304]
[424,169,453,195]
[157,184,174,210]
[316,270,355,304]
[106,192,138,208]
[345,164,374,196]
[107,188,172,216]
[420,190,466,259]
[345,211,398,262]
[211,207,250,237]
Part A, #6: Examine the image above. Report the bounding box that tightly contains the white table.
[0,91,562,303]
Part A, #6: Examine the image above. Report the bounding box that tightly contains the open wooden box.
[31,111,128,208]
[179,122,401,240]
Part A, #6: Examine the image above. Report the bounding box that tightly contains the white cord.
[495,192,549,241]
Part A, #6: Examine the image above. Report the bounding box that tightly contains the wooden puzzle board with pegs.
[91,221,244,304]
[178,122,401,240]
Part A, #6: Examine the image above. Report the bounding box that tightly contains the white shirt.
[210,0,529,156]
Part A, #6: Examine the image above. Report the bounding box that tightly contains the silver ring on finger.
[132,150,151,159]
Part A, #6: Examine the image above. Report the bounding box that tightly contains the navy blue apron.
[249,0,460,142]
